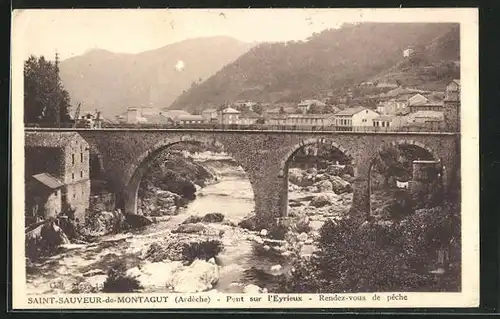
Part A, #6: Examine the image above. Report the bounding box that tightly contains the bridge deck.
[25,127,459,136]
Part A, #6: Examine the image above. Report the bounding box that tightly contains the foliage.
[279,203,461,293]
[24,55,72,124]
[181,239,223,263]
[102,262,142,293]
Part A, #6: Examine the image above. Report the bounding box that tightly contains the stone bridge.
[27,128,460,227]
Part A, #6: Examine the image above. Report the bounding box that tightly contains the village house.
[239,111,262,125]
[175,114,205,125]
[444,79,460,101]
[403,46,415,58]
[372,115,407,129]
[25,173,64,223]
[201,108,219,123]
[220,107,241,124]
[409,101,443,113]
[284,114,336,126]
[25,132,91,224]
[334,107,380,130]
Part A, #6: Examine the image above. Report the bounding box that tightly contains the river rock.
[202,213,225,223]
[168,259,219,293]
[270,264,283,272]
[310,194,333,208]
[263,245,270,251]
[281,251,292,257]
[326,165,344,176]
[297,232,308,242]
[83,269,106,277]
[238,215,258,231]
[243,284,266,294]
[330,176,352,194]
[315,180,333,192]
[125,214,153,228]
[129,261,184,288]
[259,229,268,236]
[173,223,207,234]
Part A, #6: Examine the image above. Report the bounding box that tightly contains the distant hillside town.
[98,79,460,132]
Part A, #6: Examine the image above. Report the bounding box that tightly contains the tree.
[252,103,264,115]
[24,55,72,125]
[279,106,286,115]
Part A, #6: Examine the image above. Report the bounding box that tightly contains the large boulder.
[127,261,184,289]
[26,221,71,259]
[330,176,352,194]
[310,194,333,208]
[315,180,333,192]
[288,168,305,186]
[243,284,267,294]
[82,210,126,236]
[201,213,225,223]
[173,223,207,234]
[125,214,153,228]
[167,259,219,293]
[238,214,258,231]
[326,165,344,176]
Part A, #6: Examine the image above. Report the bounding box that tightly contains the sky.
[12,8,470,61]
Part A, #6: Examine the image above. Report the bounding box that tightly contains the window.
[72,173,75,180]
[80,171,83,178]
[81,152,83,162]
[72,154,75,165]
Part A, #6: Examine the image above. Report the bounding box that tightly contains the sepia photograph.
[11,8,479,309]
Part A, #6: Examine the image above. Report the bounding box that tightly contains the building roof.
[162,110,191,118]
[408,110,444,119]
[287,114,335,119]
[202,108,217,113]
[335,106,374,116]
[25,132,85,149]
[221,107,241,114]
[32,173,64,189]
[176,115,205,121]
[240,111,261,119]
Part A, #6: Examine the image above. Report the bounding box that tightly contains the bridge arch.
[277,137,356,217]
[121,135,254,215]
[278,137,357,177]
[361,139,441,217]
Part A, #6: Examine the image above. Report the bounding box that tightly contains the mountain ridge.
[58,36,256,118]
[168,23,460,112]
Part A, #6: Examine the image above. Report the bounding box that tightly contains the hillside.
[369,24,460,91]
[59,37,255,118]
[169,23,459,112]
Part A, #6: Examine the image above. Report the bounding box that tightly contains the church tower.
[443,79,460,132]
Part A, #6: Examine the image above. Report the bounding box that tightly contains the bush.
[182,239,223,263]
[279,205,461,293]
[101,263,142,293]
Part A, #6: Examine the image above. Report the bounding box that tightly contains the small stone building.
[25,132,91,223]
[25,173,64,223]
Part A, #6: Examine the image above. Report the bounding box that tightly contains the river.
[26,159,290,294]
